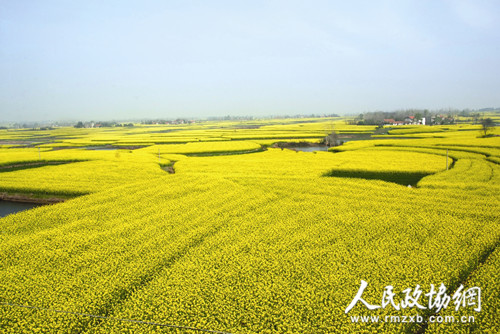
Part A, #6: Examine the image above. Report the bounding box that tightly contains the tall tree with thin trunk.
[481,118,494,137]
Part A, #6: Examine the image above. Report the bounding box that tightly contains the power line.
[0,302,233,334]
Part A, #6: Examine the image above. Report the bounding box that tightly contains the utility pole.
[38,147,41,161]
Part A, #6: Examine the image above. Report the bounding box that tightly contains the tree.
[473,113,480,124]
[74,121,84,128]
[324,131,339,147]
[323,122,339,147]
[414,112,422,123]
[481,118,494,137]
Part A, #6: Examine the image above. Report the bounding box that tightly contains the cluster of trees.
[207,116,254,121]
[9,122,57,129]
[141,119,192,125]
[206,114,340,121]
[74,121,133,128]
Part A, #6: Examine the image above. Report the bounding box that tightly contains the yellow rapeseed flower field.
[0,120,498,333]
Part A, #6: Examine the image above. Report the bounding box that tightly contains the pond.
[291,146,330,152]
[0,201,41,218]
[84,146,119,150]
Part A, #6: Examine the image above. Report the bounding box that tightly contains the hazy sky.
[1,0,499,121]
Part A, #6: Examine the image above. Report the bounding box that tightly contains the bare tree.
[324,131,339,147]
[323,122,339,147]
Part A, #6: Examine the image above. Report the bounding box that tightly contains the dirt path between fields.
[0,161,72,170]
[0,193,65,204]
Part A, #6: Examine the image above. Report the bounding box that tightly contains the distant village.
[349,108,499,126]
[381,115,448,126]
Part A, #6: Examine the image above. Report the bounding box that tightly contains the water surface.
[0,201,41,218]
[292,146,329,152]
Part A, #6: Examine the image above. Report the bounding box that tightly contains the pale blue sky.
[1,0,499,121]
